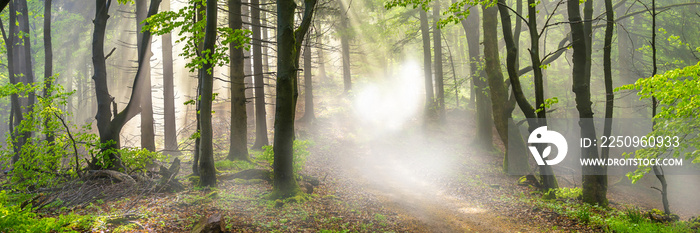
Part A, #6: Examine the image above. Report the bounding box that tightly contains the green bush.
[259,140,312,177]
[119,147,168,174]
[555,187,582,200]
[0,191,94,232]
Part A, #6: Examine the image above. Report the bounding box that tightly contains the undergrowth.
[521,187,697,232]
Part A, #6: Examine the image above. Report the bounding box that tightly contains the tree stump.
[191,213,224,233]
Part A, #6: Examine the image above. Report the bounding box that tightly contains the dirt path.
[303,111,543,232]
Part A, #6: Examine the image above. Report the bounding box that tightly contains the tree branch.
[104,47,116,60]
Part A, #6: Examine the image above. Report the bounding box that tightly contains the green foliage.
[554,187,582,200]
[0,191,94,232]
[142,0,251,74]
[118,147,168,174]
[616,62,700,183]
[522,192,695,232]
[535,97,559,114]
[0,77,86,190]
[259,140,312,178]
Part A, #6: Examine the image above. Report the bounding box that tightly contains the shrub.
[0,191,94,232]
[119,147,168,174]
[259,140,312,177]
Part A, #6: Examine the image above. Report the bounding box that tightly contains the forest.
[0,0,699,231]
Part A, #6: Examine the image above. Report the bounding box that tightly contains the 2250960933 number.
[599,136,680,148]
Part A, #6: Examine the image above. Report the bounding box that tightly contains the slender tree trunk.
[162,0,179,154]
[251,0,269,150]
[301,32,315,121]
[316,22,327,83]
[497,0,533,175]
[433,0,444,117]
[419,9,435,120]
[568,0,607,206]
[0,8,20,164]
[198,0,218,188]
[136,0,156,151]
[43,0,54,145]
[271,0,316,199]
[228,0,250,161]
[339,1,352,93]
[648,0,670,216]
[527,0,557,193]
[9,0,35,164]
[192,0,204,176]
[602,0,614,170]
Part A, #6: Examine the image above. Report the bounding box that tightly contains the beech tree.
[91,0,161,169]
[227,0,249,161]
[271,0,317,198]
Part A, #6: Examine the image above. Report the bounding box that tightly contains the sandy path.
[305,113,541,232]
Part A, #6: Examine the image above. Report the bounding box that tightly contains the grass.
[520,188,697,232]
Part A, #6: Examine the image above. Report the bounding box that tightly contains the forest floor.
[56,103,607,232]
[40,94,700,232]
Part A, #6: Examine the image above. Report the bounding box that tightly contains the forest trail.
[303,107,541,232]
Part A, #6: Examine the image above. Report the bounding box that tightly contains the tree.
[454,2,492,149]
[339,0,352,93]
[136,0,156,152]
[198,0,217,188]
[567,0,606,206]
[271,0,317,198]
[600,0,615,206]
[481,2,511,158]
[8,0,36,165]
[161,0,180,154]
[432,0,444,118]
[300,32,316,121]
[419,8,435,120]
[227,0,249,161]
[91,0,161,170]
[251,0,269,150]
[44,0,54,145]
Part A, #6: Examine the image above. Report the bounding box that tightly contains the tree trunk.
[192,0,204,176]
[1,6,19,164]
[271,0,316,199]
[227,0,250,161]
[568,0,607,206]
[339,1,352,93]
[9,0,35,164]
[602,0,614,166]
[316,22,327,83]
[496,0,532,175]
[43,0,54,145]
[251,0,269,150]
[649,0,669,216]
[433,0,444,117]
[161,0,179,154]
[198,0,218,188]
[92,0,161,170]
[136,0,156,151]
[301,32,315,121]
[481,4,508,148]
[527,0,558,193]
[456,4,492,149]
[419,9,435,121]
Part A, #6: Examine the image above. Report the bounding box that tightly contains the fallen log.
[86,170,136,185]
